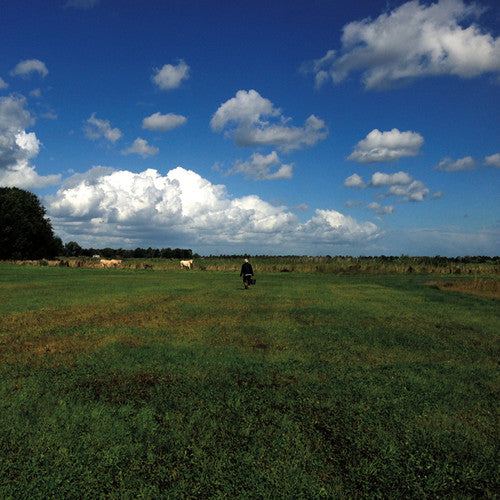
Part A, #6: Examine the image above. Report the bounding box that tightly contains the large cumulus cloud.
[210,90,328,153]
[45,166,381,252]
[304,0,500,90]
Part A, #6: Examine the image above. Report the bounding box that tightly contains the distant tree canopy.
[0,187,63,260]
[61,243,195,260]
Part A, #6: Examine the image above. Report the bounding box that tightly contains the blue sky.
[1,0,499,256]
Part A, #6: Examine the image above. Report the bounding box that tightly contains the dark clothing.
[240,262,253,277]
[240,262,254,287]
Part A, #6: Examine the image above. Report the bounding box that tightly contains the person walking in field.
[240,258,254,289]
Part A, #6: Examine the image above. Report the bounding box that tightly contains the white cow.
[180,259,193,270]
[100,259,122,268]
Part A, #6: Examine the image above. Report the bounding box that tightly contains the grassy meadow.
[0,263,498,498]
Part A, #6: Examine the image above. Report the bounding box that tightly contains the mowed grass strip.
[0,264,498,497]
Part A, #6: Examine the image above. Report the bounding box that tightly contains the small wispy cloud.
[435,156,476,172]
[122,138,159,158]
[152,60,190,90]
[228,151,293,180]
[84,113,122,143]
[366,202,394,215]
[344,173,365,188]
[10,59,48,78]
[484,153,500,168]
[431,190,445,199]
[142,112,187,131]
[344,200,363,208]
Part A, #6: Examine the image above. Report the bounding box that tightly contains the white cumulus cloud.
[210,89,280,131]
[385,180,429,202]
[304,0,500,89]
[0,95,60,188]
[210,90,328,152]
[435,156,476,171]
[142,112,187,131]
[345,168,430,203]
[348,128,424,163]
[0,77,8,89]
[299,209,380,244]
[369,171,413,186]
[228,151,293,180]
[10,59,48,78]
[45,166,381,253]
[344,173,365,188]
[0,163,61,189]
[122,138,159,158]
[84,113,122,143]
[484,153,500,168]
[152,60,190,90]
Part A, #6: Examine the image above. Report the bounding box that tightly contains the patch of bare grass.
[428,279,499,299]
[75,371,171,404]
[0,292,270,364]
[0,295,183,363]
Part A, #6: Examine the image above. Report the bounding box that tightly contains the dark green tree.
[64,241,83,257]
[0,187,61,260]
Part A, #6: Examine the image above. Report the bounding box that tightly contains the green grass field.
[0,264,498,498]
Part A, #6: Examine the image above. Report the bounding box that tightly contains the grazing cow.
[180,259,193,270]
[100,259,122,268]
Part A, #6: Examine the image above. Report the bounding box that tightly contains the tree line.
[62,241,194,260]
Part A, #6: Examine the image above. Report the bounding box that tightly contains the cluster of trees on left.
[0,187,195,261]
[0,187,63,260]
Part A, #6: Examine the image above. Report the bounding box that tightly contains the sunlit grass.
[0,264,498,497]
